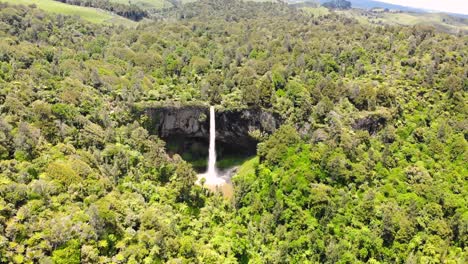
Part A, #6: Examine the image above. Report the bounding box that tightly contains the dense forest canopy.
[0,0,466,263]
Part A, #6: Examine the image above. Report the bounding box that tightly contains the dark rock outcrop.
[352,110,392,135]
[146,106,209,138]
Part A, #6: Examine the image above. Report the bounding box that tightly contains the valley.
[0,0,466,263]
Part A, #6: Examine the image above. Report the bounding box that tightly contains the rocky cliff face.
[145,106,282,153]
[146,106,209,138]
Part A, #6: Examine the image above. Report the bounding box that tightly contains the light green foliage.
[45,160,81,186]
[301,6,330,17]
[52,240,81,264]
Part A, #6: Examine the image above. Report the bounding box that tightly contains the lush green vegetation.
[301,6,330,17]
[0,0,466,263]
[217,155,253,170]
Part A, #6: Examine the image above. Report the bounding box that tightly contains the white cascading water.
[198,106,225,185]
[207,106,217,177]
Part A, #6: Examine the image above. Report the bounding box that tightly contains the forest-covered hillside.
[0,0,466,263]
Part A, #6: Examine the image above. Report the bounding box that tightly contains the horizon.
[377,0,468,15]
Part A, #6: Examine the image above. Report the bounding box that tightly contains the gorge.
[144,105,282,172]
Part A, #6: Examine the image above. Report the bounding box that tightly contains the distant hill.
[347,0,468,19]
[5,0,468,30]
[289,0,468,34]
[335,8,468,34]
[341,0,427,13]
[289,0,468,33]
[295,0,468,18]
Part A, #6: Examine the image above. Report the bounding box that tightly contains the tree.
[52,240,81,264]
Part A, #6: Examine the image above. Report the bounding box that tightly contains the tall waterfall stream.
[197,106,235,196]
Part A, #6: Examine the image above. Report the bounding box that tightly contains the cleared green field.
[1,0,135,25]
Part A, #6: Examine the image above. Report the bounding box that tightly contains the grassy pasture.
[1,0,136,25]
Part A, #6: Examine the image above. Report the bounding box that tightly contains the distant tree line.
[54,0,148,21]
[322,0,352,9]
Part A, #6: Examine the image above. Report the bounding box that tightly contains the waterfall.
[207,106,217,177]
[198,106,225,185]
